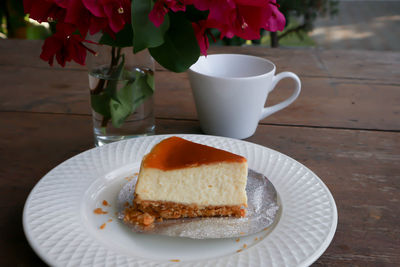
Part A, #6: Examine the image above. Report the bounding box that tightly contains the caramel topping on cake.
[143,137,246,171]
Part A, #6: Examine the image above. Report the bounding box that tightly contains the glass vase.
[87,46,155,147]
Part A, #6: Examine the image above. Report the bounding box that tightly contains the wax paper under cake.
[118,169,280,239]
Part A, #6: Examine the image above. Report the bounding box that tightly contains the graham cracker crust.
[123,195,246,227]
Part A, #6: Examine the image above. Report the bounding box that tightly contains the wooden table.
[0,40,399,266]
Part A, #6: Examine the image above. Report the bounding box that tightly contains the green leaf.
[109,70,155,128]
[122,69,136,81]
[99,24,134,47]
[132,70,154,111]
[149,12,200,72]
[91,93,111,119]
[132,0,169,53]
[110,80,135,128]
[145,70,155,92]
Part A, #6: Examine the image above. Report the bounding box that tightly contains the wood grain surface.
[0,40,399,266]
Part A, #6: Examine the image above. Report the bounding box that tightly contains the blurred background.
[1,0,399,51]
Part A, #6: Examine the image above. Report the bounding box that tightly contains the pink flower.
[192,20,211,56]
[26,0,286,68]
[192,0,285,40]
[82,0,131,33]
[149,0,188,27]
[149,0,285,56]
[166,0,187,12]
[88,16,109,35]
[64,0,92,36]
[149,1,169,27]
[40,23,95,67]
[263,0,286,32]
[23,0,66,23]
[54,0,69,9]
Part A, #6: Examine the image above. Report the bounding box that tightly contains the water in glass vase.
[89,66,155,147]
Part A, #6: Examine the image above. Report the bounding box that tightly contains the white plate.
[23,134,337,267]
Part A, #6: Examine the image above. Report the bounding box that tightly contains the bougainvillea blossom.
[192,20,210,56]
[40,23,95,67]
[149,0,187,27]
[83,0,131,33]
[24,0,286,66]
[23,0,66,23]
[149,0,286,55]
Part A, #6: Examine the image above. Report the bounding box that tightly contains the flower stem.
[89,46,123,129]
[98,46,123,128]
[101,116,109,128]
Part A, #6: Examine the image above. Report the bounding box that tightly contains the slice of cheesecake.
[124,137,248,227]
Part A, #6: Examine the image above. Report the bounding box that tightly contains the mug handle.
[260,71,301,120]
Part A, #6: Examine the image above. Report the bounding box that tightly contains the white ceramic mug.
[187,54,301,139]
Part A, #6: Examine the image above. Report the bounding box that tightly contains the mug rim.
[188,53,276,80]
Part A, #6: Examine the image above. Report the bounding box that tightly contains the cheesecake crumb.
[124,208,155,227]
[236,249,243,253]
[108,219,113,222]
[94,208,108,215]
[235,238,240,242]
[254,237,258,241]
[208,185,212,188]
[99,223,106,229]
[141,213,155,226]
[102,200,110,206]
[134,172,139,176]
[263,227,269,231]
[240,208,246,217]
[170,259,180,262]
[243,244,247,249]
